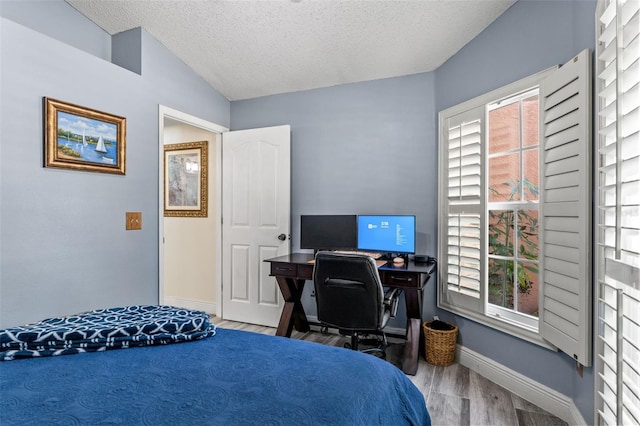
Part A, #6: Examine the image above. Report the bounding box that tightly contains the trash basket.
[423,320,458,366]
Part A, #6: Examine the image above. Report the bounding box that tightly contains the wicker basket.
[423,321,458,366]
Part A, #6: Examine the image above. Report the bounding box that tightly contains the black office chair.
[313,251,401,358]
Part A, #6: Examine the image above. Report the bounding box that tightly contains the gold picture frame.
[164,141,208,217]
[44,97,126,174]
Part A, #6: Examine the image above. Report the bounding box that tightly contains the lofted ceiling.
[67,0,516,101]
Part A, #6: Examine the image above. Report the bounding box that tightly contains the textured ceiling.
[66,0,516,101]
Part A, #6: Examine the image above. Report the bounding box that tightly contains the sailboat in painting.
[83,130,87,147]
[95,135,107,153]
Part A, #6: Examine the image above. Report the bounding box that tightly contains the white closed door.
[222,125,291,326]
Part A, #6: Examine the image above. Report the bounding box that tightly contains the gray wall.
[0,0,111,61]
[231,73,438,324]
[434,0,596,420]
[231,73,438,256]
[0,2,229,327]
[231,0,596,420]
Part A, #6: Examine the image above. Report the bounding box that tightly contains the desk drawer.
[380,271,422,289]
[297,264,314,279]
[270,262,298,277]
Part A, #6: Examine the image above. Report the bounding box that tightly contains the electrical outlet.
[126,212,142,230]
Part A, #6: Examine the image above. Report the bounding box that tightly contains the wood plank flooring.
[213,318,568,426]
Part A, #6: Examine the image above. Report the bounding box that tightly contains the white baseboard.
[162,296,216,315]
[457,345,586,425]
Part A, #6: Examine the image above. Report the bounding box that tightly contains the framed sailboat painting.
[44,97,126,174]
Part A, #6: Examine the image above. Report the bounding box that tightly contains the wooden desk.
[264,253,436,375]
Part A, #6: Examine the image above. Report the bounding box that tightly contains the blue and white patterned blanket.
[0,305,216,361]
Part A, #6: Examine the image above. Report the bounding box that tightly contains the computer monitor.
[300,215,357,251]
[357,215,416,254]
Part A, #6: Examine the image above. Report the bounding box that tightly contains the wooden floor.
[214,318,568,426]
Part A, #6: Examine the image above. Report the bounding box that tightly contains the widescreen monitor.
[357,215,416,254]
[300,215,357,251]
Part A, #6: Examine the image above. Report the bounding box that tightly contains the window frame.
[438,66,558,348]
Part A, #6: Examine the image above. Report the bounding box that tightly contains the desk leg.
[275,276,310,337]
[401,287,424,375]
[402,318,421,375]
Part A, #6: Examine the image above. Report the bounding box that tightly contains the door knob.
[278,233,287,241]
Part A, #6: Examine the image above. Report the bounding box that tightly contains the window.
[486,90,540,330]
[595,0,639,424]
[439,50,592,363]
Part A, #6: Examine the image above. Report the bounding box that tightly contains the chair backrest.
[313,251,385,331]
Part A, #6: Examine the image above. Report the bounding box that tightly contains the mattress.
[1,322,430,425]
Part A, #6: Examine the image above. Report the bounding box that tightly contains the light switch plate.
[126,212,142,230]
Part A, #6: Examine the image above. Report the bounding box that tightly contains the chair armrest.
[383,288,402,318]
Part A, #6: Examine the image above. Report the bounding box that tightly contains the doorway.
[158,105,228,317]
[159,107,291,325]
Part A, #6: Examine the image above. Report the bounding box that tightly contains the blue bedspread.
[0,327,430,425]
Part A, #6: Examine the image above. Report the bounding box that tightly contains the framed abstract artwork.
[44,97,126,174]
[164,141,208,217]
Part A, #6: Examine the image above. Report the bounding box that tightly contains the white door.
[222,125,291,326]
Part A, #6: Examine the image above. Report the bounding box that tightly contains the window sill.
[438,300,558,351]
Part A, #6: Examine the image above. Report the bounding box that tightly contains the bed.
[0,305,430,425]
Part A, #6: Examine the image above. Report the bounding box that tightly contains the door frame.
[158,105,228,317]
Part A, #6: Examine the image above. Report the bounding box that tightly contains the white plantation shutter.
[439,106,484,312]
[539,49,592,366]
[438,58,593,353]
[595,0,640,424]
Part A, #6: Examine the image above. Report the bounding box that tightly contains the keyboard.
[333,250,383,260]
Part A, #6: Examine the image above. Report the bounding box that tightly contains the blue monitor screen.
[357,215,416,254]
